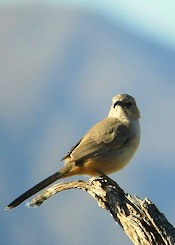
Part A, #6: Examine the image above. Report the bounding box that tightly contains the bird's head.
[108,94,140,120]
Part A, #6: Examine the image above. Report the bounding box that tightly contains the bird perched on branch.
[6,94,140,210]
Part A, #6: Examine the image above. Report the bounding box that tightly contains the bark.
[28,174,175,245]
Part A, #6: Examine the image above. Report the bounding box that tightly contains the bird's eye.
[125,102,132,108]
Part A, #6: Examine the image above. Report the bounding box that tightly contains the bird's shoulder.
[62,117,130,161]
[85,117,129,143]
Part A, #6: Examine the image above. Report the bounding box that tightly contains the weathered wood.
[28,175,175,245]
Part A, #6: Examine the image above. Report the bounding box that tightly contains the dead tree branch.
[28,175,175,245]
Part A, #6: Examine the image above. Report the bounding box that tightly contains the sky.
[1,0,175,49]
[1,1,175,245]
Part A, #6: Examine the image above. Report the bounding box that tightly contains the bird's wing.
[62,118,130,163]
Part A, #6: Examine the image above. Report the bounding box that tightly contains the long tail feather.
[6,169,69,210]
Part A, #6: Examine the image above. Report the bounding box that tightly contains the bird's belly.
[83,140,139,175]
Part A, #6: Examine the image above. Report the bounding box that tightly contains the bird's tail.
[6,166,71,210]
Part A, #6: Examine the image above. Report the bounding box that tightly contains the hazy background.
[1,1,175,245]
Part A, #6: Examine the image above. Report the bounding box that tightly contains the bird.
[6,94,140,210]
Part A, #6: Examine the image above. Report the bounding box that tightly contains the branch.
[28,175,175,245]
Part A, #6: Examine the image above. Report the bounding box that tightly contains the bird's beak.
[113,100,123,108]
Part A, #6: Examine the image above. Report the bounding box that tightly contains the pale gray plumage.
[6,93,140,209]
